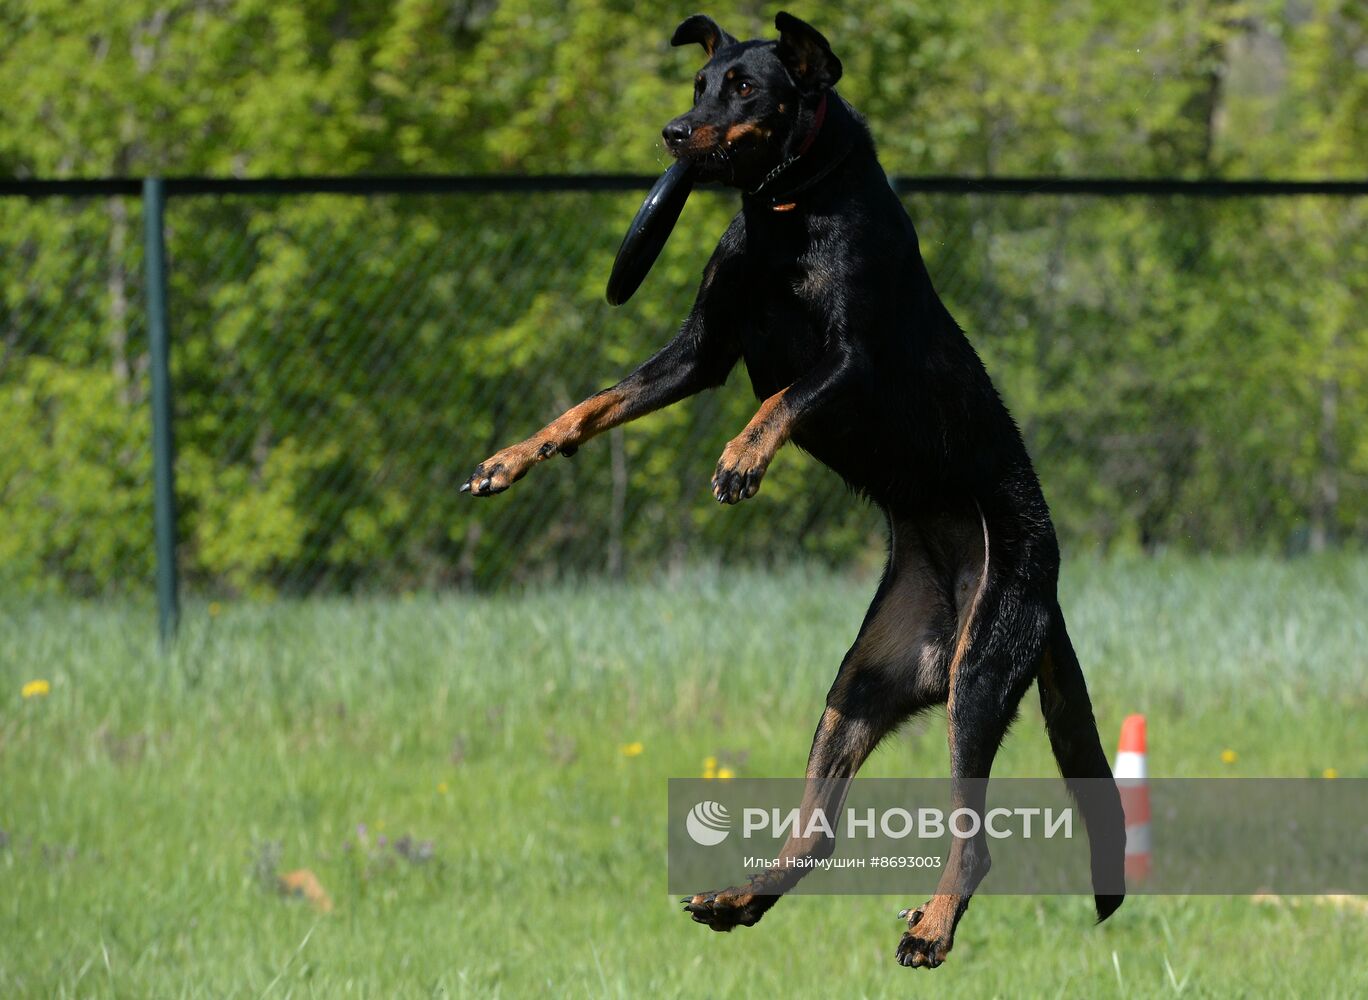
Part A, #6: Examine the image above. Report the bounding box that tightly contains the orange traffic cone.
[1114,714,1151,883]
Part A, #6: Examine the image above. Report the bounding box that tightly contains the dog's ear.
[671,14,737,57]
[774,11,842,92]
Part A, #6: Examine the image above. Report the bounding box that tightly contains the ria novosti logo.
[683,801,1075,845]
[685,801,731,845]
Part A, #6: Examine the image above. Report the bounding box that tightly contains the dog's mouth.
[665,122,775,183]
[671,145,736,182]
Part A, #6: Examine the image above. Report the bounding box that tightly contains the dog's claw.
[711,459,764,506]
[459,482,470,493]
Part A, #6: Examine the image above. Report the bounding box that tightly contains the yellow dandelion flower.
[703,756,718,771]
[620,741,644,757]
[208,601,222,617]
[1322,768,1338,780]
[437,781,449,794]
[717,767,735,780]
[21,679,51,699]
[1220,749,1238,765]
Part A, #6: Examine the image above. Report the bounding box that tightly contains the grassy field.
[3,555,1366,997]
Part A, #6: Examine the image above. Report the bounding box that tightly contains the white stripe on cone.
[1114,750,1147,781]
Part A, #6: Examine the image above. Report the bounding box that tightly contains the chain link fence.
[3,178,1366,607]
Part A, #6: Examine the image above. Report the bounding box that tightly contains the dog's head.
[662,12,842,188]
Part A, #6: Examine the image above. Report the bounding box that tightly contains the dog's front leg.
[460,385,637,497]
[711,342,859,503]
[463,228,748,498]
[461,318,737,497]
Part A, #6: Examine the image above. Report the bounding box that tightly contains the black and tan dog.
[461,11,1125,969]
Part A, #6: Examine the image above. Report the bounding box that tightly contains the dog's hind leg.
[894,573,1047,969]
[684,517,949,932]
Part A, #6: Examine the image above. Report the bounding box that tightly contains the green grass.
[2,555,1367,997]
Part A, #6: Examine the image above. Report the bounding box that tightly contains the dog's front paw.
[459,441,549,497]
[681,885,774,931]
[711,440,770,504]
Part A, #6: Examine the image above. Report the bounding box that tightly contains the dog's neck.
[745,92,858,209]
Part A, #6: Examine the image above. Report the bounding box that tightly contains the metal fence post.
[142,177,180,643]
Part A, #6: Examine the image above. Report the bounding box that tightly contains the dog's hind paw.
[681,885,773,931]
[894,903,954,969]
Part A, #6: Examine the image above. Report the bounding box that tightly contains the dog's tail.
[1038,605,1126,922]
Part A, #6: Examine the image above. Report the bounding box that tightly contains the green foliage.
[0,357,152,592]
[0,2,1365,593]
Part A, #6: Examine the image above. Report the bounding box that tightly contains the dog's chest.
[737,249,830,398]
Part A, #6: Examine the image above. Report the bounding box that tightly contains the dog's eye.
[735,80,754,97]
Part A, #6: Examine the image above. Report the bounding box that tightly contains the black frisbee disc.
[605,160,697,306]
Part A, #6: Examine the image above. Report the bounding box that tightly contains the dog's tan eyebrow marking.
[724,68,736,80]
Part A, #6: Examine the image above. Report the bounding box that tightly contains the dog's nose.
[662,121,692,147]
